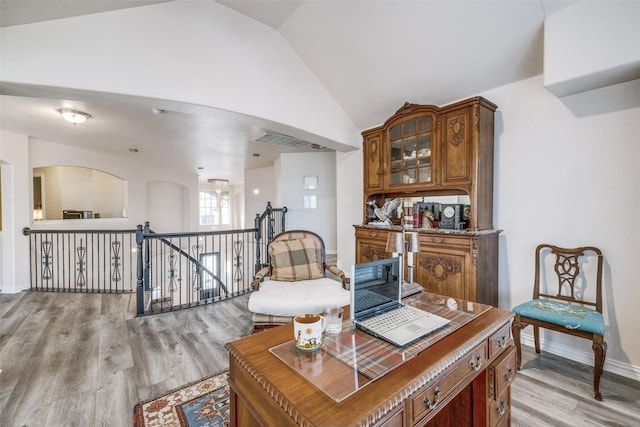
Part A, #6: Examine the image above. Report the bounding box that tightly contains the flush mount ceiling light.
[59,108,91,124]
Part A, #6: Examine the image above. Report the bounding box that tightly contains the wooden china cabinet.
[356,97,501,306]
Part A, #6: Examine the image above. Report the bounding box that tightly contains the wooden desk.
[226,295,515,426]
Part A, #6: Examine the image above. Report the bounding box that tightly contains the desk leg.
[472,371,489,426]
[229,385,262,427]
[229,387,239,427]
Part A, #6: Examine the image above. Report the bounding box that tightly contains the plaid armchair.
[249,230,349,330]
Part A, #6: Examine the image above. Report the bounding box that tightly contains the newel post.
[135,224,144,316]
[255,213,262,274]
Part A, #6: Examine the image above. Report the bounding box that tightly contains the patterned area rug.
[133,370,230,427]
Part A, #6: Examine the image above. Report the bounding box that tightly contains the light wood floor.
[1,292,638,426]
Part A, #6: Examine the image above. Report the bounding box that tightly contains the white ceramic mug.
[294,313,326,350]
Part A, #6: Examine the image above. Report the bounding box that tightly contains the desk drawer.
[488,346,516,400]
[355,228,388,240]
[376,404,404,427]
[489,323,513,359]
[489,386,511,426]
[420,235,469,248]
[410,341,488,424]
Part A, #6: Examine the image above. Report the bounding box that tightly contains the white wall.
[91,169,126,218]
[0,131,31,293]
[232,183,245,229]
[244,165,276,229]
[544,1,640,97]
[278,152,337,253]
[146,181,187,233]
[243,152,337,252]
[335,149,364,273]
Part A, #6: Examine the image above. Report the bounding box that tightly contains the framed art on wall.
[304,176,318,190]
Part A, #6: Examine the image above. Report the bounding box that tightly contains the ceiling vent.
[254,132,310,148]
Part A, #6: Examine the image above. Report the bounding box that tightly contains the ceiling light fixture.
[59,108,91,125]
[208,179,229,186]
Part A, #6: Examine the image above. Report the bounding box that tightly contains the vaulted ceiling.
[0,0,574,184]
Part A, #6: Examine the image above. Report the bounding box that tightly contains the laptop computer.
[350,256,451,347]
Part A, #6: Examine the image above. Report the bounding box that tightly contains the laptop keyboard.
[360,305,425,334]
[354,291,394,312]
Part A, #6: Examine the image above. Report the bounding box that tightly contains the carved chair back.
[533,244,604,313]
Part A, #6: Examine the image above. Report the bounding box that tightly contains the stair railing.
[22,226,138,293]
[135,223,257,316]
[254,201,288,273]
[23,203,286,316]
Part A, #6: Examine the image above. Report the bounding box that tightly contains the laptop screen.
[350,256,404,321]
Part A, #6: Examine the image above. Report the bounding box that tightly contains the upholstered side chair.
[248,230,350,330]
[512,244,606,400]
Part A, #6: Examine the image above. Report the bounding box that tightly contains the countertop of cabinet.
[354,224,502,236]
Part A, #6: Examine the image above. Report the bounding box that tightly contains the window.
[199,252,221,300]
[199,191,230,225]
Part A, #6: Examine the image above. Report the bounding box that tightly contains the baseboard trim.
[520,332,640,381]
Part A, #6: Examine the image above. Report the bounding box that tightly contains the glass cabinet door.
[389,115,433,186]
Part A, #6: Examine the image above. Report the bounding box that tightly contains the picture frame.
[303,176,318,190]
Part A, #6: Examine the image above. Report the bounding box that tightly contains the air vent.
[255,132,310,148]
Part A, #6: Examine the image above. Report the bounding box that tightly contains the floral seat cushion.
[512,298,605,335]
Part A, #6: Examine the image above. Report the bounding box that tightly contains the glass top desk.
[226,292,514,427]
[269,292,490,402]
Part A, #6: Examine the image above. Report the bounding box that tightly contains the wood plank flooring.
[511,345,640,427]
[0,291,252,426]
[0,291,638,426]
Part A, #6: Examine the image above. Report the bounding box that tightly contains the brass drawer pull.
[431,238,445,244]
[470,355,483,371]
[496,335,508,348]
[504,367,513,382]
[495,400,507,416]
[422,387,441,410]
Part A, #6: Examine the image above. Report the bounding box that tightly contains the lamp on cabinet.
[386,230,420,284]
